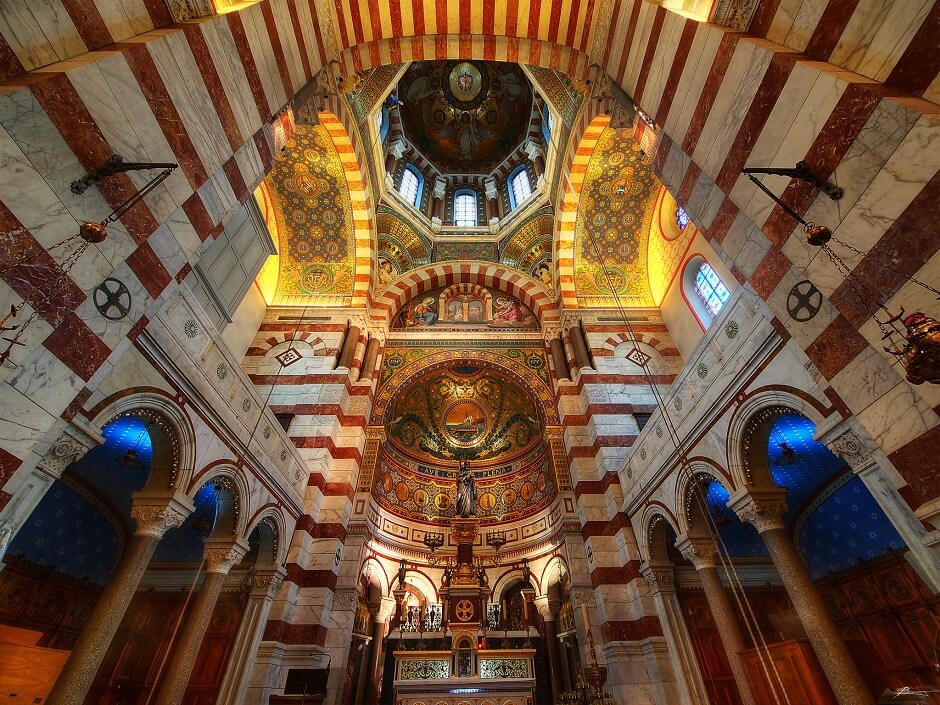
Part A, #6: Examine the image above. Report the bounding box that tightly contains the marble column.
[361,336,381,380]
[730,492,875,705]
[153,537,249,705]
[484,177,500,232]
[523,140,546,184]
[46,493,193,705]
[430,177,446,232]
[568,325,592,370]
[365,596,396,705]
[533,596,562,702]
[215,567,285,704]
[337,324,361,369]
[549,337,570,381]
[674,536,756,705]
[818,421,940,591]
[557,635,574,691]
[385,139,406,185]
[641,563,709,705]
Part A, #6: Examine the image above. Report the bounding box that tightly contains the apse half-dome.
[398,60,534,173]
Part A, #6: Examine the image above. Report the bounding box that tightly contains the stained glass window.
[454,191,477,226]
[510,168,532,208]
[676,206,690,230]
[694,262,730,316]
[399,166,421,207]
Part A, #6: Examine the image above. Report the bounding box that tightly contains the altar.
[393,647,536,705]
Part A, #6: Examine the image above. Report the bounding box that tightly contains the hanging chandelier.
[743,164,940,385]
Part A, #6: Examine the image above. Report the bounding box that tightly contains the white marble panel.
[856,380,937,455]
[293,0,322,76]
[94,0,136,44]
[854,0,932,82]
[625,2,656,96]
[118,0,155,35]
[150,32,231,175]
[96,52,194,208]
[7,344,84,420]
[784,0,828,53]
[734,226,771,278]
[692,40,764,178]
[0,381,58,463]
[832,345,907,417]
[201,19,261,144]
[666,25,722,147]
[270,0,303,94]
[0,4,58,71]
[26,0,86,61]
[764,0,802,47]
[241,3,284,113]
[642,11,685,117]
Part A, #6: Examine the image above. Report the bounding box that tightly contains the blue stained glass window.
[676,206,690,230]
[694,262,730,316]
[399,166,421,206]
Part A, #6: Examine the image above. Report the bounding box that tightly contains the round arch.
[187,463,252,540]
[537,555,569,595]
[359,556,392,597]
[92,392,196,493]
[675,463,733,537]
[245,507,289,568]
[492,564,536,604]
[642,508,681,564]
[372,262,559,325]
[726,390,829,491]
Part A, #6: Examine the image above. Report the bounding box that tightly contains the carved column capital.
[376,595,397,622]
[167,0,213,22]
[332,587,361,612]
[204,538,250,574]
[130,494,194,539]
[433,177,447,199]
[729,490,788,534]
[640,563,675,594]
[675,536,718,570]
[569,587,596,608]
[533,595,559,621]
[817,426,876,474]
[388,139,407,159]
[250,568,286,598]
[36,421,104,479]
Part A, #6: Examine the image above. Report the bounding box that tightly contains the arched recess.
[372,262,559,325]
[537,555,569,595]
[246,509,289,568]
[187,464,252,541]
[492,563,536,604]
[359,556,391,597]
[725,391,828,491]
[438,283,493,322]
[91,392,196,494]
[643,509,681,565]
[555,113,610,309]
[677,466,733,537]
[339,36,591,79]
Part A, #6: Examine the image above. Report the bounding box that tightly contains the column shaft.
[365,618,386,705]
[761,527,874,705]
[153,570,227,705]
[46,532,161,705]
[557,637,573,692]
[696,565,756,705]
[543,619,562,702]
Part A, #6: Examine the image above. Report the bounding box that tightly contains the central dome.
[398,60,534,173]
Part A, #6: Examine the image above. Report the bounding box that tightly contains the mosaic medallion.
[442,400,489,447]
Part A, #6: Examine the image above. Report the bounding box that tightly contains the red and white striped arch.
[555,113,610,310]
[372,263,560,324]
[340,35,591,78]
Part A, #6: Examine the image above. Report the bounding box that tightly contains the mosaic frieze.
[344,64,404,125]
[377,206,432,287]
[500,207,554,290]
[267,125,356,305]
[391,285,539,331]
[574,127,659,307]
[433,241,498,263]
[525,66,586,126]
[385,365,542,463]
[379,345,553,408]
[375,442,555,523]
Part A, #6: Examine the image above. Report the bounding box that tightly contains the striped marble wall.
[598,0,940,509]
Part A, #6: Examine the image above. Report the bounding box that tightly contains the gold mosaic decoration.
[574,127,660,307]
[500,206,554,290]
[266,124,356,305]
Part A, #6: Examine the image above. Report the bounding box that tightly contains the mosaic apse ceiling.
[265,124,356,305]
[385,364,543,464]
[575,127,660,307]
[398,60,534,173]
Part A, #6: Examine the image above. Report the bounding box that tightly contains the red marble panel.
[601,616,663,641]
[804,0,862,61]
[590,560,643,586]
[889,423,940,511]
[259,2,294,100]
[761,83,883,247]
[435,0,447,35]
[0,446,21,492]
[60,0,113,51]
[749,0,783,38]
[61,386,92,422]
[29,73,159,243]
[262,620,328,646]
[803,314,868,381]
[174,262,192,283]
[126,314,149,340]
[614,0,643,86]
[0,34,25,82]
[285,0,312,80]
[283,565,339,591]
[305,0,328,67]
[125,241,172,298]
[602,0,625,69]
[677,160,701,207]
[682,31,740,155]
[633,5,667,107]
[182,25,243,153]
[653,132,672,173]
[118,43,209,190]
[707,196,739,245]
[0,201,86,326]
[715,52,802,193]
[830,171,940,328]
[222,155,249,203]
[226,13,270,123]
[141,0,173,27]
[654,17,698,128]
[581,513,632,539]
[42,311,111,382]
[886,2,940,98]
[750,246,791,299]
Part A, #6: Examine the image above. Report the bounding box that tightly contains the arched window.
[508,165,532,210]
[398,164,423,207]
[683,256,731,328]
[453,189,477,226]
[676,206,690,230]
[375,106,389,143]
[541,103,554,143]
